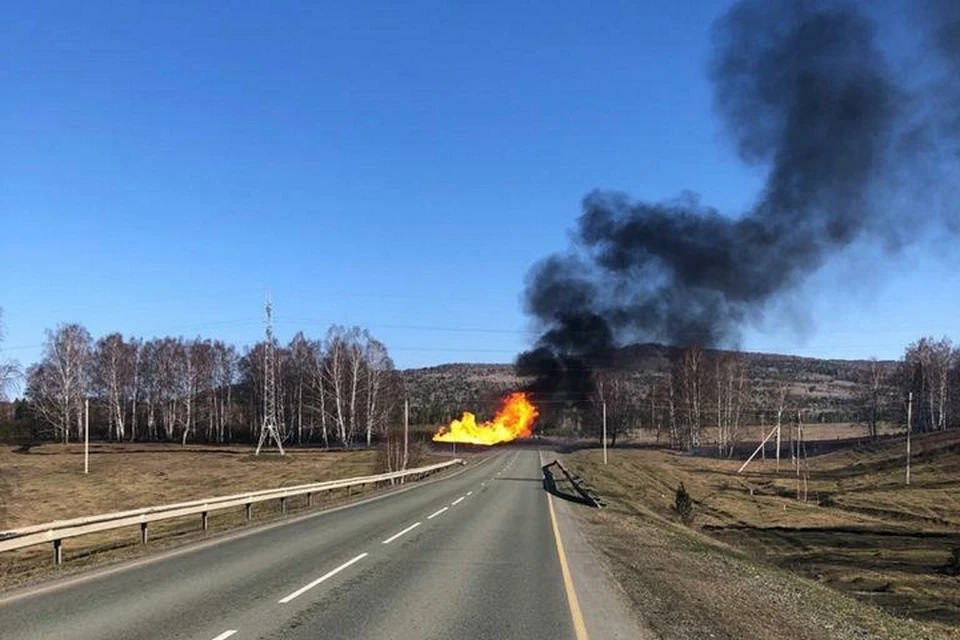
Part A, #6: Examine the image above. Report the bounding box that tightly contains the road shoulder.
[551,491,655,639]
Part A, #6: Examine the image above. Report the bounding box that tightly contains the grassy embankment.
[563,430,960,639]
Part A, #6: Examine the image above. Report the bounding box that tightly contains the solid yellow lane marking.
[544,453,589,640]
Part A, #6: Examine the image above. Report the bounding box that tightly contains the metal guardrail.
[0,458,464,565]
[544,460,605,508]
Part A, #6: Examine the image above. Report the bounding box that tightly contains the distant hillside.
[400,344,899,426]
[401,363,522,425]
[617,343,898,415]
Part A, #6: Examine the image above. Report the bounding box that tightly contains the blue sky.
[2,0,957,373]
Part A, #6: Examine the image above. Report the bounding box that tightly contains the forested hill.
[401,364,523,425]
[400,344,900,426]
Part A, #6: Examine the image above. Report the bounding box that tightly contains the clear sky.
[2,0,958,375]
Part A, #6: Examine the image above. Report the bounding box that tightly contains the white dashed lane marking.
[278,553,369,604]
[382,522,421,545]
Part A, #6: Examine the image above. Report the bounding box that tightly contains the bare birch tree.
[858,357,890,439]
[324,327,350,446]
[0,309,21,401]
[211,340,238,443]
[901,337,955,432]
[673,346,708,450]
[714,353,748,457]
[26,323,92,443]
[591,370,636,447]
[92,333,140,441]
[346,328,363,447]
[304,338,329,447]
[180,339,214,445]
[364,335,398,447]
[287,332,311,445]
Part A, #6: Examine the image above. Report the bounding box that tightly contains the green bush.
[674,482,694,525]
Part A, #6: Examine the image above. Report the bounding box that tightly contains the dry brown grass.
[0,443,447,589]
[565,430,960,635]
[622,421,903,446]
[0,443,381,529]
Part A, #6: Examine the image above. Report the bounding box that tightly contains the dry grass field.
[0,443,381,529]
[621,421,904,447]
[0,443,446,588]
[564,430,960,637]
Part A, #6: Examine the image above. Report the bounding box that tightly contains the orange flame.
[432,392,538,446]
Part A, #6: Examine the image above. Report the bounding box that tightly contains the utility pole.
[256,294,285,456]
[775,405,782,473]
[738,424,779,474]
[403,398,409,472]
[84,398,89,475]
[760,412,766,462]
[906,391,913,486]
[602,401,608,465]
[795,410,802,500]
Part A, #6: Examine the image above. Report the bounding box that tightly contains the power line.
[277,318,530,336]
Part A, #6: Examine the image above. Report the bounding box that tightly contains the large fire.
[432,392,538,446]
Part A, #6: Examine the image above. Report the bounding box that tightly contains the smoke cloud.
[520,0,960,395]
[929,0,960,141]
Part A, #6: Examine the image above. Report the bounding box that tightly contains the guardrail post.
[346,485,352,497]
[245,503,252,520]
[201,511,209,531]
[306,492,313,507]
[53,539,62,565]
[140,522,149,544]
[280,496,287,514]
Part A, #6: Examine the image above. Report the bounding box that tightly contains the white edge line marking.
[382,521,421,544]
[278,553,368,604]
[211,631,238,640]
[467,491,473,496]
[428,507,448,520]
[451,496,465,506]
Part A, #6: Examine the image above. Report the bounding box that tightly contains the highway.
[0,450,642,639]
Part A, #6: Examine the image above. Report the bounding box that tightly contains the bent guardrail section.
[0,458,464,565]
[542,460,605,508]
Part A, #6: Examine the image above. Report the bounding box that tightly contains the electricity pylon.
[256,295,285,456]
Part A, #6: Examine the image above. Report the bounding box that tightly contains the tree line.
[577,348,755,454]
[17,322,402,448]
[4,304,960,454]
[547,336,960,455]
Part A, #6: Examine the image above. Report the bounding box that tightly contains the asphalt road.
[0,450,628,640]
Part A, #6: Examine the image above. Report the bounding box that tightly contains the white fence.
[0,458,463,564]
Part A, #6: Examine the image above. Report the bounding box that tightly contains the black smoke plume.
[929,0,960,140]
[519,0,960,400]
